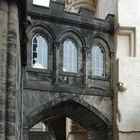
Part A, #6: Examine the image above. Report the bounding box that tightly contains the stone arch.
[57,28,86,47]
[56,28,86,74]
[23,96,112,140]
[27,22,56,41]
[26,22,55,71]
[92,34,114,53]
[86,36,112,78]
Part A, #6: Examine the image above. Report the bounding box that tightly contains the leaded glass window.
[92,44,105,76]
[32,34,48,69]
[63,39,77,73]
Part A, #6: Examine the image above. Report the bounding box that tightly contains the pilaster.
[5,0,21,140]
[0,0,8,140]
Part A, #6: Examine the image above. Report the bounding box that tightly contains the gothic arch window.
[63,38,78,73]
[32,34,48,69]
[58,31,83,76]
[92,44,105,76]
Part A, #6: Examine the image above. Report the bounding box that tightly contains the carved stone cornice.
[27,1,114,34]
[65,0,96,12]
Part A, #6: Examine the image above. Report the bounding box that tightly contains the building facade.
[0,0,140,140]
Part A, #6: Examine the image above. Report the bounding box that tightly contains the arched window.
[63,39,77,73]
[32,34,48,69]
[92,44,105,76]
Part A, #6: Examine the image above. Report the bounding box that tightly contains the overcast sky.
[33,0,50,7]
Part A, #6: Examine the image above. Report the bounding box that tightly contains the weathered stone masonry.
[22,1,114,140]
[0,1,8,140]
[0,0,26,140]
[0,1,115,140]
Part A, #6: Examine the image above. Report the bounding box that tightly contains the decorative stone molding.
[65,0,96,13]
[117,27,136,57]
[117,82,127,92]
[6,1,20,140]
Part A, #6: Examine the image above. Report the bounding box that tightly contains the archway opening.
[25,99,112,140]
[29,117,88,140]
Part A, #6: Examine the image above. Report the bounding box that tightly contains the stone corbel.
[117,82,127,92]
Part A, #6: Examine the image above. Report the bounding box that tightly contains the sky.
[33,0,50,7]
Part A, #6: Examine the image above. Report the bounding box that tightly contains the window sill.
[88,75,110,81]
[59,71,82,78]
[26,66,52,74]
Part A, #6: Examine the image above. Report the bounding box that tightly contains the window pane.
[33,44,37,51]
[32,34,48,69]
[63,39,77,73]
[92,44,105,76]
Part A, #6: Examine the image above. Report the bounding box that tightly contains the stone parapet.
[65,0,96,13]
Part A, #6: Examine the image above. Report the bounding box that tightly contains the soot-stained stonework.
[24,0,114,96]
[0,0,114,140]
[21,1,114,140]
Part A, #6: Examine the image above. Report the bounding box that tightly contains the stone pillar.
[5,0,21,140]
[66,117,73,140]
[53,42,60,85]
[83,47,89,88]
[65,0,96,13]
[23,125,29,140]
[0,0,8,140]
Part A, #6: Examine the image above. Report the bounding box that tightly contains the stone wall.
[117,58,140,140]
[95,0,118,21]
[0,0,8,139]
[0,1,22,140]
[116,1,140,140]
[23,90,112,140]
[3,0,140,140]
[29,132,52,140]
[23,90,112,123]
[65,0,96,13]
[5,1,21,140]
[118,0,140,56]
[23,1,114,140]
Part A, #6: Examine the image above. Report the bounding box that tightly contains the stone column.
[22,125,29,140]
[53,42,60,85]
[5,0,21,140]
[83,47,89,88]
[0,0,8,140]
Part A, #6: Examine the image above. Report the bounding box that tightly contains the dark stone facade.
[22,1,114,140]
[25,0,114,96]
[0,0,114,140]
[0,0,26,140]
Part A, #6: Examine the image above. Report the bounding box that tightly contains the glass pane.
[63,39,77,73]
[92,45,105,76]
[32,34,48,69]
[33,37,37,43]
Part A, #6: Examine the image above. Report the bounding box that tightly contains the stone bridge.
[22,1,114,140]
